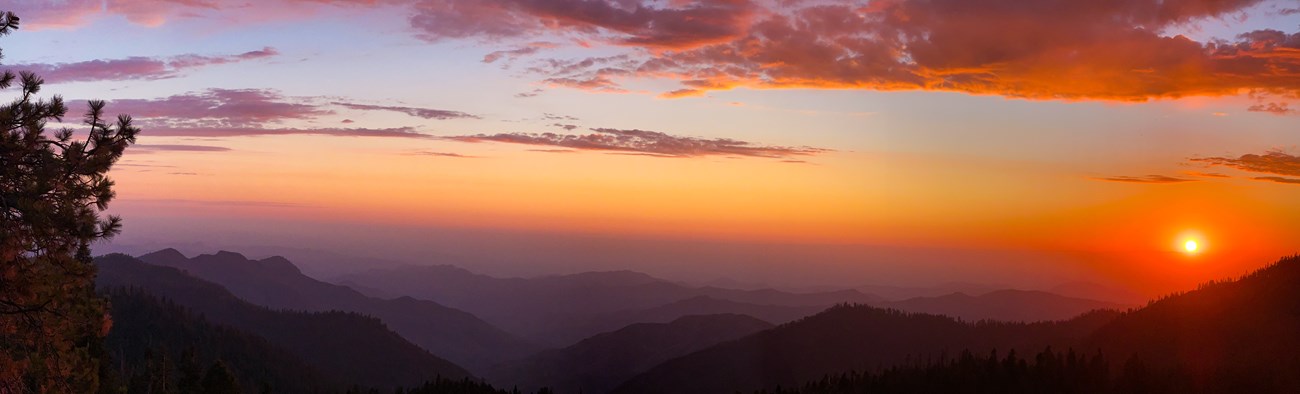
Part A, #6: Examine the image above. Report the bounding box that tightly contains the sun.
[1184,239,1199,253]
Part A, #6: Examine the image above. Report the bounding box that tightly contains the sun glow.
[1184,239,1199,253]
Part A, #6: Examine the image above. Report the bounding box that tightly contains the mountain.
[101,287,336,393]
[545,296,822,344]
[335,264,881,345]
[612,305,1120,394]
[887,289,1130,322]
[137,248,536,372]
[1084,255,1300,392]
[489,314,774,394]
[96,254,471,389]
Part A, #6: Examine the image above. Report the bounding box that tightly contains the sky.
[3,0,1300,295]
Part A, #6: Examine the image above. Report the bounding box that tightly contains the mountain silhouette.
[336,264,881,345]
[96,254,471,389]
[102,287,336,392]
[611,305,1119,394]
[1084,255,1300,392]
[488,314,773,394]
[137,248,536,373]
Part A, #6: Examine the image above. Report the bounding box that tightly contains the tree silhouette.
[0,10,138,392]
[201,361,240,394]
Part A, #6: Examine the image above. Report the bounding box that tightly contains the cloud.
[147,126,435,139]
[551,123,579,130]
[405,150,476,158]
[14,48,278,84]
[446,127,829,158]
[332,102,479,120]
[1246,102,1296,115]
[1093,175,1196,184]
[99,88,327,128]
[123,198,311,208]
[483,42,558,64]
[17,1,1298,103]
[515,89,545,98]
[7,1,393,30]
[409,0,759,48]
[1183,170,1230,178]
[133,144,233,153]
[85,89,444,139]
[542,113,579,121]
[1255,176,1300,184]
[1190,150,1300,177]
[517,0,1300,102]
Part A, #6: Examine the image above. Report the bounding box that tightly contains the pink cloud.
[14,48,278,84]
[410,0,758,48]
[93,88,326,128]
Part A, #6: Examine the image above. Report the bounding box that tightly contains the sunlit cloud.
[517,0,1300,102]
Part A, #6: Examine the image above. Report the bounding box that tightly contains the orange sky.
[7,0,1300,295]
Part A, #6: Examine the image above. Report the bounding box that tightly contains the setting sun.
[1185,240,1199,253]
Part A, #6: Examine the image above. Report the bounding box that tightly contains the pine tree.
[0,10,139,393]
[200,361,240,394]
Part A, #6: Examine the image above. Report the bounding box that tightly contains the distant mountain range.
[488,314,773,394]
[886,289,1129,322]
[336,263,1127,346]
[336,264,879,345]
[96,254,470,389]
[136,248,537,373]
